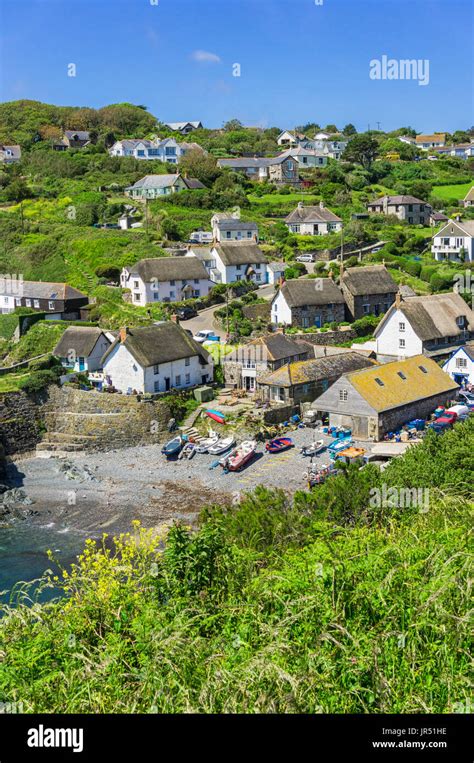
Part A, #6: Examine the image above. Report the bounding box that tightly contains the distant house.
[0,145,21,164]
[211,213,258,242]
[109,138,206,164]
[0,280,88,319]
[53,327,112,372]
[125,173,204,200]
[101,323,213,394]
[442,344,474,386]
[271,278,345,328]
[339,264,398,320]
[53,130,91,150]
[434,143,473,160]
[120,257,212,304]
[224,333,312,392]
[279,147,328,168]
[462,187,474,207]
[276,130,307,146]
[266,261,286,285]
[258,351,376,406]
[415,133,446,150]
[285,201,343,235]
[217,155,299,185]
[164,121,203,135]
[431,219,474,262]
[210,242,268,284]
[430,211,449,227]
[367,195,432,225]
[312,355,459,441]
[374,292,474,360]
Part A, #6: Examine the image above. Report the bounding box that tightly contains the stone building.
[271,277,345,328]
[223,333,312,393]
[339,263,398,320]
[367,195,432,225]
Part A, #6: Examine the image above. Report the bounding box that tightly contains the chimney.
[171,314,179,323]
[395,291,402,309]
[319,200,325,209]
[297,201,304,209]
[119,326,129,343]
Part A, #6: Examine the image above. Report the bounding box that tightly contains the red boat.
[205,408,226,425]
[265,437,294,453]
[219,440,257,471]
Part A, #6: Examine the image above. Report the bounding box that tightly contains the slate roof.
[65,130,90,141]
[218,156,289,169]
[435,220,474,237]
[279,278,345,307]
[249,334,312,362]
[259,352,376,387]
[375,293,474,342]
[346,355,458,412]
[368,195,430,206]
[126,174,182,190]
[102,323,211,368]
[285,204,342,224]
[215,219,258,231]
[213,242,267,266]
[341,265,398,296]
[53,327,110,358]
[1,280,87,301]
[164,122,202,131]
[182,177,206,189]
[127,257,209,282]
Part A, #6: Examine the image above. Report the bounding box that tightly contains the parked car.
[458,391,474,408]
[176,306,198,320]
[193,329,220,344]
[296,254,315,263]
[432,412,457,432]
[189,230,213,244]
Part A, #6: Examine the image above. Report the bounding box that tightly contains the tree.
[223,119,243,132]
[179,150,221,186]
[5,179,31,202]
[160,217,181,241]
[343,123,357,135]
[324,124,339,134]
[342,133,379,168]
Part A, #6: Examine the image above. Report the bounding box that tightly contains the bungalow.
[53,130,91,150]
[312,355,459,441]
[210,242,268,285]
[415,133,446,150]
[53,327,112,372]
[258,351,376,406]
[224,333,312,393]
[210,213,259,242]
[434,143,473,160]
[431,219,474,262]
[339,263,398,320]
[374,292,474,360]
[163,121,203,135]
[101,323,213,394]
[367,195,432,225]
[276,130,307,146]
[0,280,88,319]
[462,187,474,207]
[279,147,328,168]
[120,257,212,304]
[125,173,205,200]
[271,278,345,328]
[0,145,21,164]
[285,201,343,235]
[442,344,474,387]
[217,155,299,185]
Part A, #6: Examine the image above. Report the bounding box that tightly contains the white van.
[189,231,213,244]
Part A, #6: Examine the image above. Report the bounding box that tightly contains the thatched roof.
[375,292,474,342]
[54,327,110,358]
[279,278,344,308]
[341,265,398,296]
[214,242,267,266]
[129,257,209,282]
[102,323,211,368]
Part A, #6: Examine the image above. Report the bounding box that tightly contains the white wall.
[286,221,342,235]
[375,309,423,358]
[442,348,474,384]
[121,269,212,305]
[211,250,267,285]
[271,290,292,325]
[103,343,146,393]
[432,231,473,262]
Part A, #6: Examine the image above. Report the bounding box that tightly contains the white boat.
[195,428,219,453]
[179,442,196,460]
[301,439,326,457]
[208,436,235,456]
[219,440,257,471]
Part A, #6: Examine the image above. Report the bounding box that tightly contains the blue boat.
[161,435,184,458]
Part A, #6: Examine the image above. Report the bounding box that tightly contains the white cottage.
[442,344,474,386]
[53,327,112,372]
[431,219,474,262]
[101,323,213,394]
[285,201,343,235]
[209,242,268,284]
[210,213,259,243]
[120,257,212,305]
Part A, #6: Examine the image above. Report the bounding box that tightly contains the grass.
[431,182,473,201]
[0,371,30,392]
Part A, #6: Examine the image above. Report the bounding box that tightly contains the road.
[180,283,276,339]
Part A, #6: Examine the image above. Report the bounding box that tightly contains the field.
[431,182,472,200]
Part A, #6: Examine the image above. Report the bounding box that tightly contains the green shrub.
[18,368,60,392]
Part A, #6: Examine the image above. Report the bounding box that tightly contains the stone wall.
[291,329,358,346]
[0,392,43,455]
[290,303,345,328]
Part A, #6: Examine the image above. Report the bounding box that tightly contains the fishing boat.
[301,439,326,457]
[265,436,294,453]
[328,438,353,456]
[195,429,219,454]
[205,408,226,425]
[219,440,257,471]
[161,435,184,458]
[179,442,196,460]
[208,436,235,456]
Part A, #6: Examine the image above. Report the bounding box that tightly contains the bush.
[352,314,381,337]
[430,272,452,292]
[420,265,438,283]
[28,354,61,372]
[18,368,61,393]
[403,260,422,277]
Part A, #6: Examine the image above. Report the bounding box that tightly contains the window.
[170,280,175,286]
[194,279,200,285]
[236,265,241,271]
[25,299,31,307]
[185,373,190,385]
[302,384,309,394]
[185,357,190,366]
[153,364,159,375]
[456,357,467,368]
[363,304,370,314]
[153,293,159,301]
[397,371,407,380]
[375,377,384,386]
[290,224,300,233]
[339,389,348,402]
[154,381,160,393]
[175,375,181,386]
[193,290,200,297]
[420,217,424,225]
[137,150,145,157]
[302,317,309,328]
[419,365,428,373]
[408,217,413,224]
[15,298,21,307]
[247,231,252,238]
[134,281,139,289]
[134,293,140,302]
[408,204,413,212]
[48,301,55,310]
[182,280,187,286]
[456,316,465,327]
[399,338,406,348]
[170,291,175,299]
[34,299,40,308]
[399,322,405,332]
[226,231,231,239]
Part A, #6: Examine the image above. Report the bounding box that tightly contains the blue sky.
[0,0,472,132]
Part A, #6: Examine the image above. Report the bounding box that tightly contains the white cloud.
[191,50,221,64]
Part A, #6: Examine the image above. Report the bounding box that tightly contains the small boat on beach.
[195,429,219,454]
[219,440,257,471]
[205,408,226,425]
[208,436,235,455]
[301,439,326,457]
[161,435,184,458]
[265,437,294,453]
[179,442,196,460]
